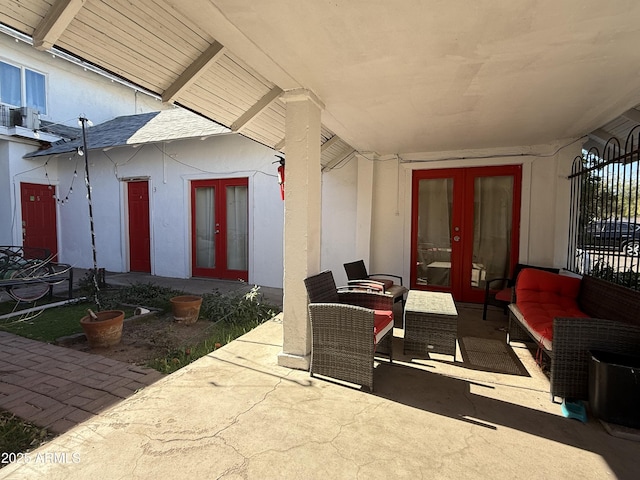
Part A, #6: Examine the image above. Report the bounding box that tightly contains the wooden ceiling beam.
[322,149,356,171]
[274,133,342,153]
[33,0,86,51]
[622,108,640,125]
[274,138,286,151]
[162,41,225,103]
[590,128,617,145]
[231,86,283,132]
[589,128,625,156]
[321,135,341,152]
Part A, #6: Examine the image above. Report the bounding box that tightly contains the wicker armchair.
[343,259,407,309]
[304,270,394,392]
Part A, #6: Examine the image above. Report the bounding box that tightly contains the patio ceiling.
[3,0,640,160]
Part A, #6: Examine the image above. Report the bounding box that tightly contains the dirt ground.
[64,312,217,365]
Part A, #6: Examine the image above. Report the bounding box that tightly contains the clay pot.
[170,295,203,325]
[80,310,124,348]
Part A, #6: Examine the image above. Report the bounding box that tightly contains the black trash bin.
[589,350,640,429]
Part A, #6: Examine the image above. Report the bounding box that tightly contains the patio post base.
[278,352,310,371]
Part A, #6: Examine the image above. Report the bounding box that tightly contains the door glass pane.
[226,185,248,270]
[416,178,453,286]
[472,176,513,289]
[195,187,215,268]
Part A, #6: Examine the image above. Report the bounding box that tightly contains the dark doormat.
[459,336,529,376]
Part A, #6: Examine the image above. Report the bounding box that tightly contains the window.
[0,61,47,115]
[0,61,20,106]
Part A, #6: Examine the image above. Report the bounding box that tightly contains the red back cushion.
[516,268,582,308]
[515,268,588,341]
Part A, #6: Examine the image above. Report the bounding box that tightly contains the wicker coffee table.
[403,290,459,359]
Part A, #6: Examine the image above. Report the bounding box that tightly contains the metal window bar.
[567,126,640,290]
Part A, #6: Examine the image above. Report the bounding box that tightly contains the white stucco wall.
[2,138,53,246]
[1,31,170,259]
[1,32,284,288]
[54,133,284,288]
[0,34,164,127]
[0,141,12,245]
[1,31,585,296]
[320,158,358,286]
[318,140,583,292]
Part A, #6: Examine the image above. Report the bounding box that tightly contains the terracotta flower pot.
[80,310,124,348]
[170,295,203,325]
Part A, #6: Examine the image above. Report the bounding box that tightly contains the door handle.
[453,235,461,242]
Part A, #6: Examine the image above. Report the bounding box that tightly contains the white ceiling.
[190,0,640,154]
[3,0,640,157]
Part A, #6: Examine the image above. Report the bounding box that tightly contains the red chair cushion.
[495,287,512,303]
[515,269,588,343]
[373,310,393,344]
[370,277,395,291]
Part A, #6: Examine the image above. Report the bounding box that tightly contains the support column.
[355,153,374,263]
[278,88,324,370]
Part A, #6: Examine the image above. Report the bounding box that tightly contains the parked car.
[582,220,640,256]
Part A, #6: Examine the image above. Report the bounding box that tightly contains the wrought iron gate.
[567,126,640,289]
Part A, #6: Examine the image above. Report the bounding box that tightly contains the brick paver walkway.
[0,331,164,433]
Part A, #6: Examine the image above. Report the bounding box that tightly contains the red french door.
[191,178,248,281]
[127,181,151,273]
[411,165,521,303]
[20,182,58,259]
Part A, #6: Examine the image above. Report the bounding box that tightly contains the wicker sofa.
[507,268,640,402]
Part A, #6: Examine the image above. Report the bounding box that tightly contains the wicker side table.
[403,290,459,359]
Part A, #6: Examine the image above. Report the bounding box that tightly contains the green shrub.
[78,271,184,311]
[148,286,280,374]
[99,282,183,311]
[200,285,279,324]
[590,257,640,289]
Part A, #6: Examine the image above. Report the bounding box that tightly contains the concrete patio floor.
[1,282,638,479]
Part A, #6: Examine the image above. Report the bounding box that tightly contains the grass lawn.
[0,300,134,343]
[0,410,54,468]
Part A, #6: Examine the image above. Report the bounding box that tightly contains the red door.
[191,178,248,280]
[20,182,58,259]
[127,181,151,272]
[411,165,521,302]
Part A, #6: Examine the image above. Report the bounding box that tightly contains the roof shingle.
[26,108,231,158]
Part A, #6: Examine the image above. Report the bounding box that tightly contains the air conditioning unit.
[10,107,41,130]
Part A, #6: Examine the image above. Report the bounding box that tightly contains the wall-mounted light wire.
[44,157,80,205]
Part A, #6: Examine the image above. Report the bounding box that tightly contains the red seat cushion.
[495,287,512,303]
[515,269,588,343]
[373,310,393,344]
[370,277,395,291]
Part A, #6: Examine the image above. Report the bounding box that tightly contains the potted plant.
[169,295,203,325]
[80,309,125,348]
